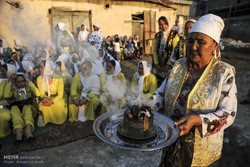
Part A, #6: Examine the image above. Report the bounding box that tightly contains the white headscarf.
[14,39,23,49]
[80,61,100,97]
[0,38,9,48]
[110,60,121,77]
[42,60,56,97]
[70,53,80,74]
[104,53,114,69]
[136,61,152,93]
[22,53,35,73]
[14,72,28,100]
[56,52,71,65]
[57,22,74,40]
[78,24,89,42]
[6,64,17,79]
[105,60,125,101]
[189,14,224,44]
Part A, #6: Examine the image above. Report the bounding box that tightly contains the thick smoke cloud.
[0,1,50,48]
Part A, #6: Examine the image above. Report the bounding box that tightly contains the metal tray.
[93,109,180,151]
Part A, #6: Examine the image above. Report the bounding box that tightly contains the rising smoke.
[0,1,50,48]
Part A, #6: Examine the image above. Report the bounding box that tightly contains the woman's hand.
[73,99,80,107]
[42,98,54,106]
[79,98,87,106]
[174,115,202,136]
[155,65,162,71]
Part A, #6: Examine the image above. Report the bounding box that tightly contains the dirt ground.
[1,49,250,167]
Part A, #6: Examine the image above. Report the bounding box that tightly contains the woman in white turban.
[88,23,103,50]
[150,14,237,166]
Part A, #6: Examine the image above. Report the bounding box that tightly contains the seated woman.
[0,64,15,139]
[4,73,40,142]
[150,14,237,166]
[68,61,100,122]
[55,61,72,97]
[37,60,68,126]
[100,60,126,113]
[131,61,157,101]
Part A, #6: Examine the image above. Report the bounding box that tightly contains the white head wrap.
[42,60,56,97]
[58,22,66,32]
[136,61,152,93]
[93,23,100,29]
[189,14,224,44]
[14,39,23,49]
[15,72,28,100]
[80,61,100,96]
[0,38,9,48]
[110,60,121,77]
[186,19,196,24]
[7,64,17,79]
[22,53,35,73]
[70,53,80,74]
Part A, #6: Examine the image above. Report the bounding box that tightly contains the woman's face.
[0,67,7,78]
[187,32,218,65]
[16,75,26,89]
[99,50,104,57]
[56,64,61,72]
[11,53,18,61]
[40,62,45,76]
[41,52,47,59]
[138,63,144,76]
[72,55,78,63]
[81,63,91,77]
[185,22,194,36]
[93,25,98,31]
[81,25,85,31]
[106,62,115,75]
[159,20,168,31]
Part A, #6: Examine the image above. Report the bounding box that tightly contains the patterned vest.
[164,57,234,166]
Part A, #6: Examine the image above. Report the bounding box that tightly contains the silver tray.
[93,109,180,151]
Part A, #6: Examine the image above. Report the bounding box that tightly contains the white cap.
[189,14,224,43]
[93,23,100,28]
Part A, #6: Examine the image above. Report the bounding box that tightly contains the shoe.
[15,140,23,145]
[27,136,35,142]
[239,100,250,104]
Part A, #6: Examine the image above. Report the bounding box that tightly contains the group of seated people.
[0,39,157,144]
[102,34,143,61]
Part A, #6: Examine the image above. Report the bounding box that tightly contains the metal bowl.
[93,109,180,151]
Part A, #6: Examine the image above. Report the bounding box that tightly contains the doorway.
[131,10,156,55]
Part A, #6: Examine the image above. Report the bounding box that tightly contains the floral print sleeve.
[199,68,237,137]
